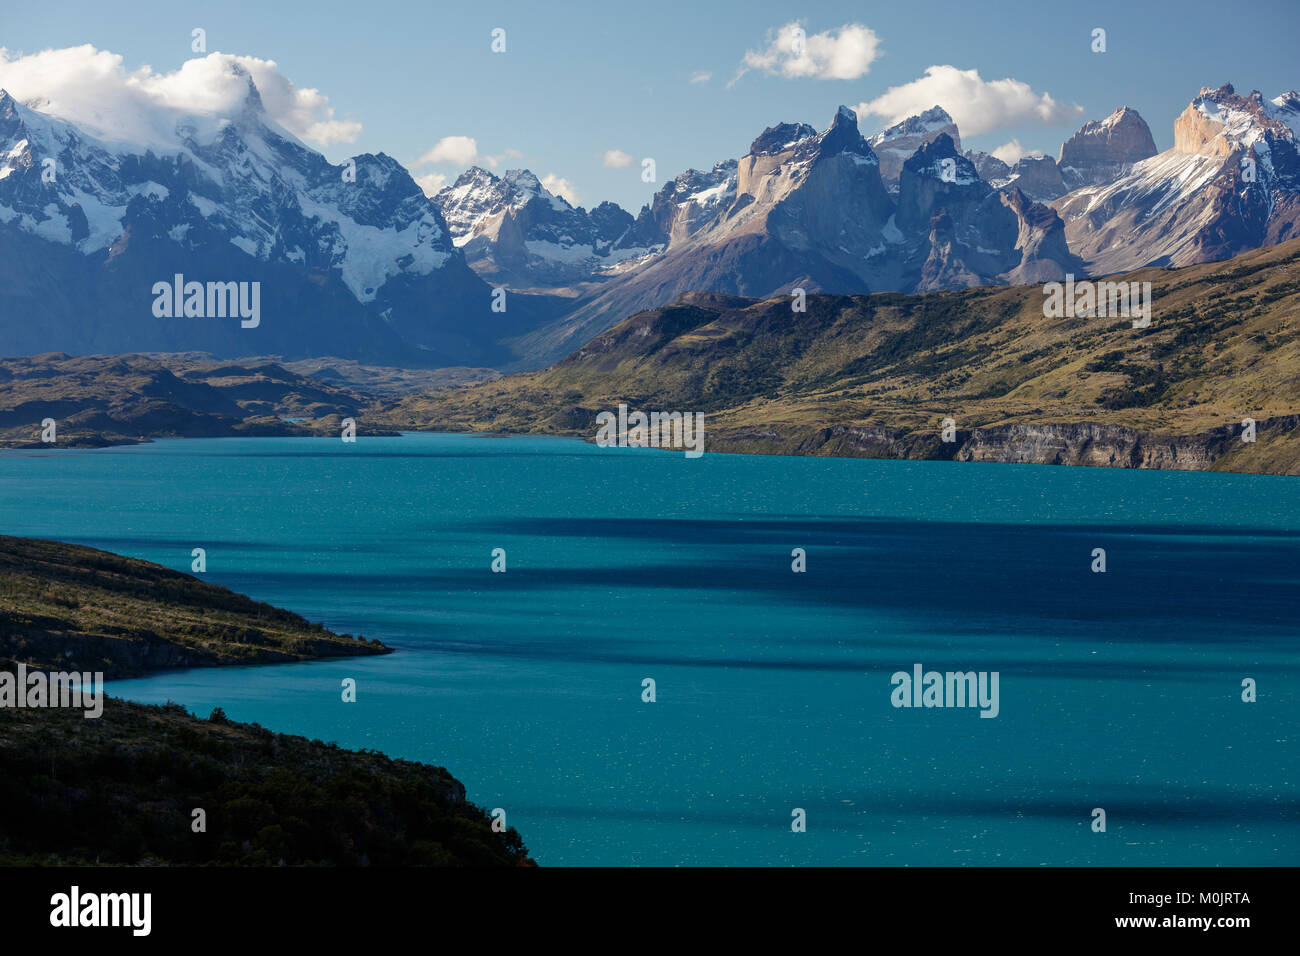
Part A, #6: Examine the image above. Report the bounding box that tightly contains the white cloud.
[603,149,634,168]
[990,139,1045,166]
[415,139,519,171]
[482,147,522,170]
[732,22,880,86]
[417,135,479,166]
[0,44,361,147]
[414,171,448,197]
[541,174,581,206]
[856,65,1083,137]
[690,71,712,84]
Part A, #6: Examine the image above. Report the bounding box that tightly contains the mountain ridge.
[372,237,1300,475]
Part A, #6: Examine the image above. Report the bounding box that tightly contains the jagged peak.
[451,165,499,186]
[239,74,265,115]
[1183,82,1298,148]
[501,168,543,193]
[748,122,817,157]
[909,131,962,160]
[902,133,980,184]
[814,105,873,159]
[0,89,21,125]
[871,105,956,142]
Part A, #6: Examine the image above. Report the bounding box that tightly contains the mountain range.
[1,64,1297,370]
[0,67,565,367]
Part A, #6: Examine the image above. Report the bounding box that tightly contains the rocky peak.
[501,167,545,197]
[964,149,1012,183]
[896,133,986,233]
[748,122,817,157]
[1001,155,1068,202]
[1058,106,1157,188]
[902,133,978,182]
[432,167,512,236]
[237,73,265,115]
[450,165,498,189]
[870,106,959,147]
[869,105,962,188]
[589,200,635,242]
[1175,83,1296,157]
[813,105,873,160]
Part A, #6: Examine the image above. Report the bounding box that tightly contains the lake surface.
[1,434,1296,865]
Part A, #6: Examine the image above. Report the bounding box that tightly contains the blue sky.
[3,0,1297,211]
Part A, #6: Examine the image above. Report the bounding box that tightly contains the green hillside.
[375,239,1300,474]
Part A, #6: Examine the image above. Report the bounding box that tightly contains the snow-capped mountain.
[512,107,1078,365]
[0,78,454,301]
[1053,85,1300,273]
[432,166,652,287]
[869,106,961,189]
[621,157,743,251]
[0,65,543,364]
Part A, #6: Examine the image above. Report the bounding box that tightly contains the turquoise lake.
[1,434,1296,865]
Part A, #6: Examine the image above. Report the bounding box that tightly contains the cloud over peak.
[991,139,1045,165]
[417,135,479,166]
[857,65,1083,137]
[541,173,581,206]
[0,44,361,147]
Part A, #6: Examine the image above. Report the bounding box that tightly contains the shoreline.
[7,420,1300,476]
[0,535,531,866]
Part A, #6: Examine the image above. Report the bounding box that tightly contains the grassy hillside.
[0,353,394,447]
[374,238,1300,474]
[0,535,387,678]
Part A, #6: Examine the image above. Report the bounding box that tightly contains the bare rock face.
[1001,155,1069,202]
[715,417,1300,473]
[918,208,983,290]
[869,106,962,189]
[997,188,1083,284]
[1058,106,1158,188]
[964,149,1012,183]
